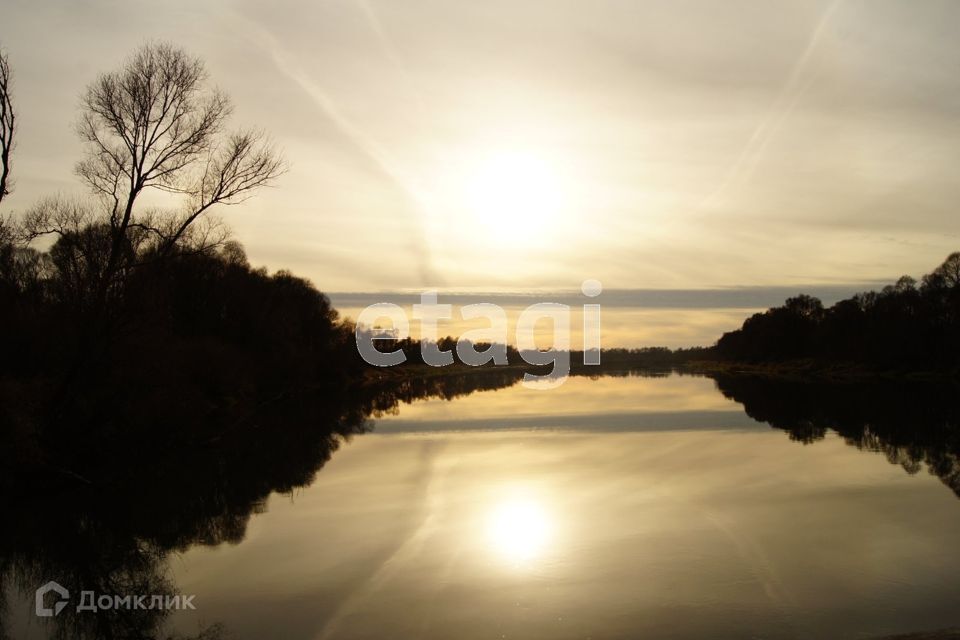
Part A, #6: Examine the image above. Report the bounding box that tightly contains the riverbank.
[361,358,960,386]
[680,359,960,383]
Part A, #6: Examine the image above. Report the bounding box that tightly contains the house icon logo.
[35,581,70,617]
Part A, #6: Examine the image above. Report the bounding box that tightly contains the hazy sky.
[2,0,959,293]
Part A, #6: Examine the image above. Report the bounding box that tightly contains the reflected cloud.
[379,374,744,432]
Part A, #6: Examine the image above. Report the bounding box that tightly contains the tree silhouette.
[0,45,13,205]
[716,252,960,370]
[925,251,960,289]
[71,42,284,295]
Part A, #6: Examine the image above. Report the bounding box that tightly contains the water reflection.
[710,374,960,498]
[486,494,554,564]
[0,370,525,640]
[174,426,960,639]
[378,372,751,433]
[2,370,960,639]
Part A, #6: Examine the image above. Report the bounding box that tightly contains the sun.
[464,151,565,242]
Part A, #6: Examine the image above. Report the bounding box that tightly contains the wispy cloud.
[702,0,843,207]
[328,284,881,310]
[228,7,443,285]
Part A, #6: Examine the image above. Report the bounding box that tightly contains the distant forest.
[713,252,960,372]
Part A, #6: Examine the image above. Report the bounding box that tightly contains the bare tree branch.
[0,47,15,205]
[74,41,281,288]
[19,196,102,243]
[161,130,284,254]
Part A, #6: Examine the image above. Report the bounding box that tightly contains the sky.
[2,0,960,343]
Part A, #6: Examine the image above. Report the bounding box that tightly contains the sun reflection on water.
[486,496,553,564]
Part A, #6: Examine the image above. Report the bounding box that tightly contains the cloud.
[701,0,843,208]
[227,7,443,286]
[328,285,878,310]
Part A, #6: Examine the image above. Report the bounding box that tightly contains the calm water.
[6,373,960,639]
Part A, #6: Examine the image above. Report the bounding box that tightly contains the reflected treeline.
[0,369,522,640]
[712,374,960,497]
[5,356,960,638]
[361,367,526,415]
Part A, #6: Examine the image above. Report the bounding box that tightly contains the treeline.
[594,346,713,369]
[0,42,368,481]
[714,253,960,372]
[0,234,365,487]
[363,335,523,366]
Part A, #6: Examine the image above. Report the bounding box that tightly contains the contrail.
[703,0,843,208]
[314,443,453,640]
[701,507,800,625]
[349,0,441,287]
[353,0,425,114]
[229,9,442,286]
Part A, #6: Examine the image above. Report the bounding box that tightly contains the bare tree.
[0,46,14,205]
[76,42,284,286]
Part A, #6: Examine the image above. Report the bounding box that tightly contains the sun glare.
[464,151,565,242]
[486,497,553,563]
